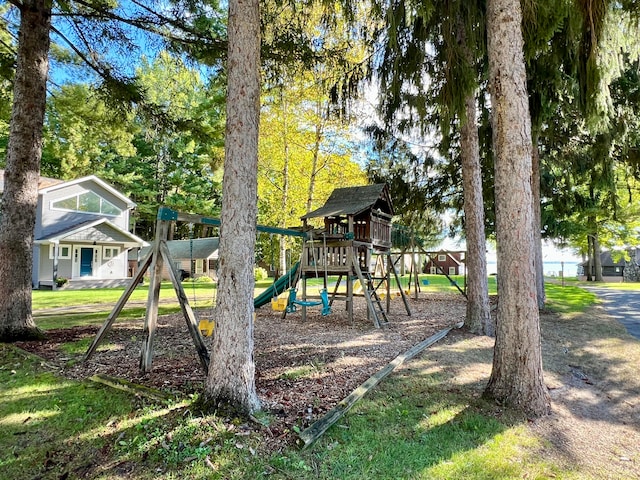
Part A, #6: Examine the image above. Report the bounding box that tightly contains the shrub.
[194,275,215,283]
[55,277,68,288]
[254,266,268,281]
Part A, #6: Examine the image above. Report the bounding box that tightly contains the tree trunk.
[484,0,550,417]
[203,0,261,415]
[593,233,603,282]
[586,235,593,281]
[531,135,545,308]
[306,97,324,214]
[279,89,290,276]
[0,0,51,342]
[460,93,492,336]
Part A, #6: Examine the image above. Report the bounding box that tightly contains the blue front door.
[80,248,93,277]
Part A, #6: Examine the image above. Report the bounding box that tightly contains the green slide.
[253,262,299,309]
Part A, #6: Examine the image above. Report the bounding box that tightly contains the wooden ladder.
[351,257,389,328]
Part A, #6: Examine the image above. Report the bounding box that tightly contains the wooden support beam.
[140,220,168,372]
[89,373,174,403]
[299,322,463,448]
[160,242,210,371]
[84,251,153,362]
[389,253,412,316]
[351,256,381,328]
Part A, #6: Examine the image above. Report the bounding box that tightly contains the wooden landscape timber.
[298,321,464,449]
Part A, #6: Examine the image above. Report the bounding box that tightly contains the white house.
[0,171,146,289]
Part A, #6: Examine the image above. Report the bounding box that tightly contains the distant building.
[423,251,464,276]
[133,237,219,281]
[577,249,640,282]
[0,171,146,289]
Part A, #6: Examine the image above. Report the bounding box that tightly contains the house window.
[438,254,446,262]
[430,266,437,274]
[52,191,122,216]
[449,267,456,275]
[103,247,120,259]
[49,244,71,259]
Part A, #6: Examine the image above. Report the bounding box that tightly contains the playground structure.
[83,183,466,372]
[84,206,306,373]
[292,183,411,327]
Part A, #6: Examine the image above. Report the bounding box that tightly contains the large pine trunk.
[0,0,51,342]
[203,0,261,414]
[484,0,550,416]
[460,93,492,336]
[531,136,545,307]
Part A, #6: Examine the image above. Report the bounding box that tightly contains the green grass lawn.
[0,343,574,480]
[4,276,618,478]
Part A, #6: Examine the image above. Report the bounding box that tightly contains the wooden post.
[140,219,167,372]
[160,242,210,370]
[84,251,153,362]
[301,273,307,321]
[386,253,391,313]
[347,274,354,323]
[390,252,412,316]
[52,242,59,290]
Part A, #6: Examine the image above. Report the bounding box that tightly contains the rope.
[188,224,198,316]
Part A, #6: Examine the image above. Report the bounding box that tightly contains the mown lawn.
[2,279,623,479]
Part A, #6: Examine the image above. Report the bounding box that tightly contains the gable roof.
[578,250,627,267]
[0,170,136,209]
[35,218,146,247]
[301,184,393,220]
[38,175,136,208]
[166,238,220,259]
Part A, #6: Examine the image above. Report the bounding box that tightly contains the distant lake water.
[487,261,578,278]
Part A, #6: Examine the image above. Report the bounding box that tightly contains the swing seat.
[198,319,215,337]
[286,288,331,316]
[271,297,288,311]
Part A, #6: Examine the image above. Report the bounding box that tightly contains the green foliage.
[193,275,215,284]
[40,52,226,240]
[254,267,268,281]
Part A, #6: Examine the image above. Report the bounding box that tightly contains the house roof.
[38,175,136,208]
[428,250,463,266]
[139,238,220,261]
[301,183,393,220]
[578,250,626,267]
[0,169,63,193]
[35,218,146,247]
[0,170,136,209]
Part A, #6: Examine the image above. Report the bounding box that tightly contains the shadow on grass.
[294,351,554,480]
[0,345,144,479]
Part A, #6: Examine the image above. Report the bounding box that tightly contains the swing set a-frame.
[83,206,307,373]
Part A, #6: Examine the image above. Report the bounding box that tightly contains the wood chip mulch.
[16,293,465,445]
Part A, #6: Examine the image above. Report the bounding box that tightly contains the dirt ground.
[15,294,640,478]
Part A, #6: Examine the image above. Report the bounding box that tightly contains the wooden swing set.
[83,206,306,373]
